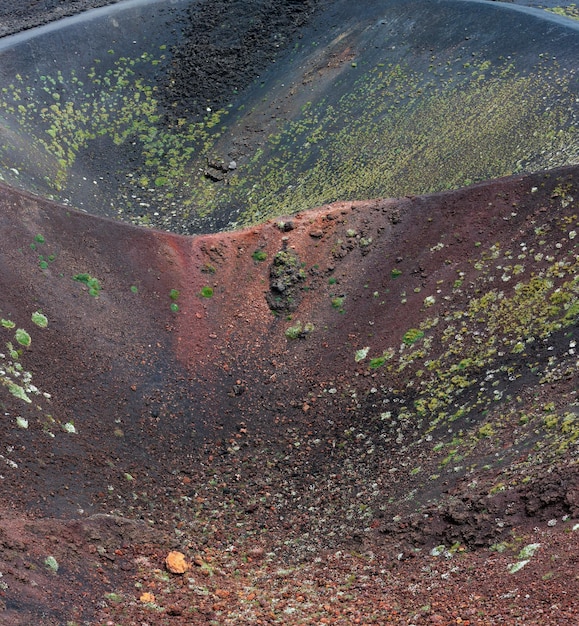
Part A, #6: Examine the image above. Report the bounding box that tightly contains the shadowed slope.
[1,0,579,232]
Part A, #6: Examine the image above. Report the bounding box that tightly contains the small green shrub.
[8,383,31,403]
[31,311,48,328]
[44,555,59,573]
[104,592,123,603]
[477,423,495,438]
[73,273,102,297]
[369,356,386,369]
[200,286,214,298]
[402,328,424,345]
[252,250,267,262]
[285,321,314,339]
[355,347,369,362]
[15,329,31,347]
[169,289,180,311]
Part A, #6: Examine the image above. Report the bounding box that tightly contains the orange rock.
[140,592,155,603]
[165,550,190,574]
[215,589,231,599]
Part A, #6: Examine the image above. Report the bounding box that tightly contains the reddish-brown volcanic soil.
[0,1,578,624]
[0,164,578,624]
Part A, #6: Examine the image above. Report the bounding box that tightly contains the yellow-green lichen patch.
[0,50,229,230]
[547,5,579,20]
[2,40,579,234]
[218,57,579,228]
[344,189,578,478]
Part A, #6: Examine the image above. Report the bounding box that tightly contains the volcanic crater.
[0,0,578,624]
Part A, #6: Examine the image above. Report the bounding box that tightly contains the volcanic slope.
[0,0,578,623]
[1,0,579,233]
[0,164,577,623]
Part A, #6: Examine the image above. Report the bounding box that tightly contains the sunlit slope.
[0,0,578,234]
